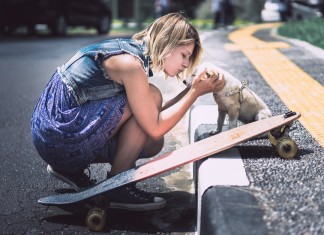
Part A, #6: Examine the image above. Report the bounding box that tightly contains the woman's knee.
[149,84,163,110]
[144,137,164,157]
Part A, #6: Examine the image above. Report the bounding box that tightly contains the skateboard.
[38,111,301,231]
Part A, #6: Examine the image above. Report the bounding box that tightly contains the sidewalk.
[190,24,324,234]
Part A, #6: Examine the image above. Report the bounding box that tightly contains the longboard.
[38,111,301,231]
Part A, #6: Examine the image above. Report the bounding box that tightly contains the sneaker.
[107,183,166,211]
[47,165,96,191]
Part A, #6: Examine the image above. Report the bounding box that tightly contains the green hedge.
[278,18,324,49]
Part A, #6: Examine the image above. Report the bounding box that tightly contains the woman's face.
[163,42,195,77]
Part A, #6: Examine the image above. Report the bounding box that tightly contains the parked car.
[261,0,291,22]
[0,0,112,35]
[291,0,324,20]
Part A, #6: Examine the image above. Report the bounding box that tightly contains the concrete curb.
[189,105,268,234]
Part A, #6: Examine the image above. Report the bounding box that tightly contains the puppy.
[185,62,272,135]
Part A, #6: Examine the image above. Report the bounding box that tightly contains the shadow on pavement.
[42,190,196,233]
[238,144,313,160]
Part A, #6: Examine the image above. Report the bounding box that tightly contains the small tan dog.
[185,62,272,135]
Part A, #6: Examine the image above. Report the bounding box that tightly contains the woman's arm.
[162,86,190,111]
[104,54,219,140]
[162,69,225,111]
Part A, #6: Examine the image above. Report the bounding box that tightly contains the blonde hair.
[132,12,202,79]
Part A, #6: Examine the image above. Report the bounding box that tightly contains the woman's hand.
[190,67,225,97]
[208,69,226,92]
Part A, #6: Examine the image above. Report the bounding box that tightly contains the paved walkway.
[226,23,324,147]
[193,23,324,235]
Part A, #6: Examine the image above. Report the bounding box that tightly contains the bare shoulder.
[104,53,144,75]
[103,53,146,85]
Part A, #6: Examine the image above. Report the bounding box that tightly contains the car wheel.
[97,15,111,35]
[50,15,67,36]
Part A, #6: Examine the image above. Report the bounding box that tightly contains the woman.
[31,12,225,211]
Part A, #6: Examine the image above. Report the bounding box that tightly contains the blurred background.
[0,0,323,37]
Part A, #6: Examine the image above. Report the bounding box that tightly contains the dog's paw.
[209,129,221,136]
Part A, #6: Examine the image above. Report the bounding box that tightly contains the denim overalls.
[31,38,151,172]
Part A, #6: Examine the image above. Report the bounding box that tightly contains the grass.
[278,17,324,49]
[189,19,253,30]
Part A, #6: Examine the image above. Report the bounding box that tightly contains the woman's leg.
[110,84,164,175]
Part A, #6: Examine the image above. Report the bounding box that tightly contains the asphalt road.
[1,26,323,235]
[0,33,194,234]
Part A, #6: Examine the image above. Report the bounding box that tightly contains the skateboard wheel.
[86,207,107,232]
[276,137,298,159]
[268,131,277,146]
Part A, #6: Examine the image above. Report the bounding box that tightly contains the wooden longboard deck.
[38,112,301,206]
